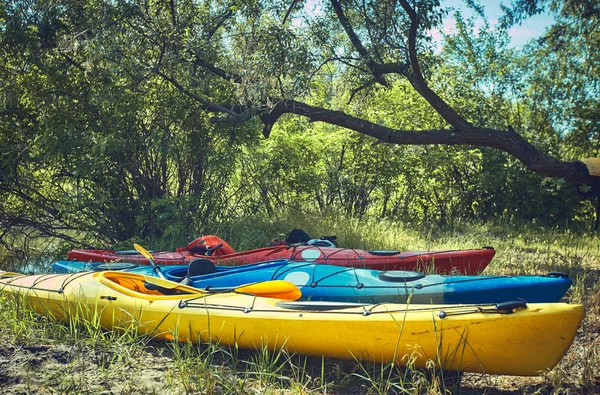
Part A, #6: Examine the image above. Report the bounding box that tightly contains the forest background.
[0,0,599,256]
[1,1,600,393]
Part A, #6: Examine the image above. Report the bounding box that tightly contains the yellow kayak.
[0,270,583,376]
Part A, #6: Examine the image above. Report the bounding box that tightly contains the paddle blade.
[143,276,181,290]
[235,280,302,301]
[134,243,165,279]
[133,243,153,260]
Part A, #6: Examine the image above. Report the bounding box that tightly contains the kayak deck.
[0,271,583,376]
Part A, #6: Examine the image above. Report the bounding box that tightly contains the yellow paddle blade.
[235,280,302,301]
[143,275,184,290]
[133,243,165,279]
[133,243,153,261]
[147,277,301,300]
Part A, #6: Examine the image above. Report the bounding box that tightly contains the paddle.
[206,280,302,300]
[143,276,302,300]
[133,243,166,280]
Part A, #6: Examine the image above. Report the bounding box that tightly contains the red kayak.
[67,235,495,274]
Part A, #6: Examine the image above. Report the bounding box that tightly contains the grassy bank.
[0,215,599,394]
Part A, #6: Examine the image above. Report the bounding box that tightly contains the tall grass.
[0,213,599,393]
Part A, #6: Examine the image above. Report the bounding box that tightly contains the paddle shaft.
[133,243,166,280]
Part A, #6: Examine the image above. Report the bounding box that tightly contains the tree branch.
[185,48,243,83]
[256,100,593,184]
[155,69,250,122]
[330,0,387,85]
[398,0,472,129]
[282,0,300,25]
[136,2,594,188]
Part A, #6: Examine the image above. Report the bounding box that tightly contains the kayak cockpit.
[96,271,204,300]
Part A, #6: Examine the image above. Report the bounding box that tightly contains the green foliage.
[0,0,598,255]
[0,0,259,247]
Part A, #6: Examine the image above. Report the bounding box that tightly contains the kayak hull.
[67,239,495,275]
[0,271,582,376]
[52,260,572,304]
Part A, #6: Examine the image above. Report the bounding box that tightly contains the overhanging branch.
[255,99,593,185]
[155,69,251,123]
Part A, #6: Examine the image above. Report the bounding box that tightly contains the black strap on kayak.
[437,300,527,319]
[288,244,361,261]
[179,294,258,314]
[0,272,93,294]
[184,301,500,316]
[309,266,363,288]
[29,273,63,288]
[57,272,96,293]
[270,262,364,289]
[310,262,319,286]
[276,301,371,311]
[285,244,475,263]
[271,261,314,278]
[177,295,512,318]
[270,261,511,290]
[368,250,402,256]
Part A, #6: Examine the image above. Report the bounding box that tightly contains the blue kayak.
[52,259,572,304]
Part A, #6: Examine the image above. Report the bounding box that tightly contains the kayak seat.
[143,282,178,295]
[142,281,195,296]
[110,277,167,296]
[187,259,217,277]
